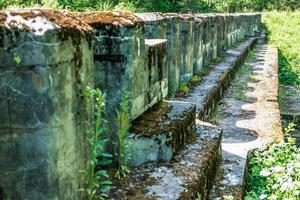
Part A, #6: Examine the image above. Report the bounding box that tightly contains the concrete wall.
[0,10,93,199]
[0,9,261,198]
[139,12,261,96]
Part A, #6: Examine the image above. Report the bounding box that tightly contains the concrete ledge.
[110,122,222,199]
[127,101,196,166]
[127,37,256,167]
[173,37,257,121]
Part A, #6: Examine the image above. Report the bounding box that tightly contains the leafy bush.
[245,123,300,199]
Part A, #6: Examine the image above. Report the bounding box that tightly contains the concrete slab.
[209,45,283,199]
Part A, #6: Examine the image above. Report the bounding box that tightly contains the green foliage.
[114,1,141,12]
[81,86,112,200]
[245,123,300,199]
[2,0,300,12]
[14,55,21,70]
[115,91,131,180]
[263,11,300,86]
[179,82,190,95]
[189,75,202,86]
[246,50,256,61]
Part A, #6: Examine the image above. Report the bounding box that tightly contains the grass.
[263,11,300,86]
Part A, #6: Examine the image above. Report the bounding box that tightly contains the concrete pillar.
[135,12,167,39]
[163,13,181,94]
[198,14,212,67]
[193,15,204,73]
[179,14,194,82]
[145,39,168,105]
[78,12,147,125]
[0,9,93,199]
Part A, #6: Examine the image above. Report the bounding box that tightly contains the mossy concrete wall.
[0,10,93,199]
[138,13,261,95]
[0,9,261,198]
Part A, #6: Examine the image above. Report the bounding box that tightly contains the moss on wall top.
[0,9,92,34]
[77,11,142,28]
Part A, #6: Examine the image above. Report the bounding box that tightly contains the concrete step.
[208,45,282,199]
[127,37,257,167]
[111,121,222,200]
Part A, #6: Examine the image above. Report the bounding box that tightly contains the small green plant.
[246,50,256,61]
[179,82,190,95]
[115,91,131,180]
[284,121,296,137]
[157,100,169,108]
[14,55,21,70]
[189,75,202,86]
[80,86,112,200]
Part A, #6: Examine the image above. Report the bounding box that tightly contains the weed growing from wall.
[80,86,112,200]
[115,91,131,180]
[14,55,21,70]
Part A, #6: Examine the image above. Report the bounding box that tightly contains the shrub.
[245,123,300,199]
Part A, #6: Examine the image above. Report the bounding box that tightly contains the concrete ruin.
[0,9,261,199]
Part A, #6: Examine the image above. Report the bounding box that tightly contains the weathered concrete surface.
[280,85,300,116]
[135,12,167,39]
[174,37,257,121]
[0,9,93,200]
[110,122,221,200]
[145,39,168,105]
[193,15,204,74]
[78,12,147,123]
[163,13,181,94]
[127,101,196,166]
[127,38,256,167]
[209,45,283,199]
[280,85,300,145]
[179,14,194,82]
[0,9,262,199]
[136,13,261,95]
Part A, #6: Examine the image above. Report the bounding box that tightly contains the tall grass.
[263,11,300,86]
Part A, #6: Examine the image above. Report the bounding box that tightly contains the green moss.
[199,66,212,76]
[189,75,202,86]
[179,82,190,95]
[157,100,169,108]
